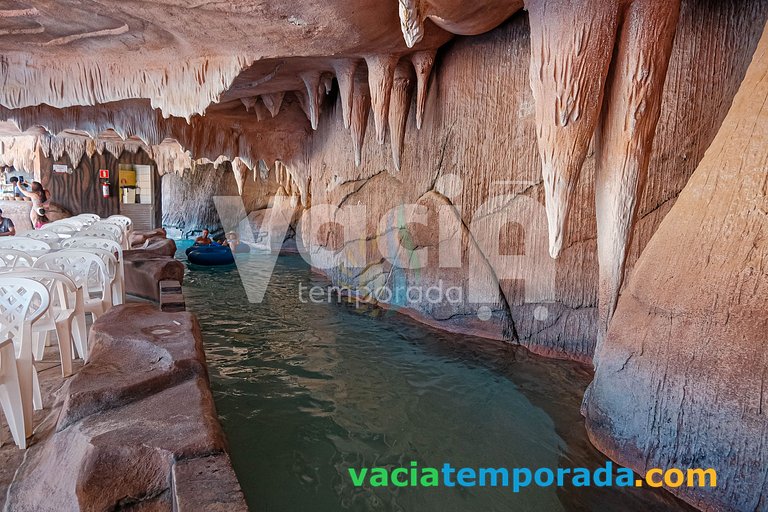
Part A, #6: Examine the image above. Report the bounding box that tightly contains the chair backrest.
[61,237,123,261]
[12,269,79,311]
[103,216,133,234]
[0,238,50,257]
[86,223,123,239]
[23,230,63,244]
[54,218,87,229]
[40,224,78,237]
[75,214,101,223]
[0,249,34,269]
[0,277,50,345]
[33,251,110,296]
[75,229,122,244]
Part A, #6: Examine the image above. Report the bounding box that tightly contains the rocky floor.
[0,354,83,507]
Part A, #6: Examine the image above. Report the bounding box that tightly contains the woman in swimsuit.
[18,181,51,226]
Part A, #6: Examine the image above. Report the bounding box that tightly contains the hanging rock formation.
[1,3,768,508]
[583,24,768,510]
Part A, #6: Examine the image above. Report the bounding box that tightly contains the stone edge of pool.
[4,303,249,511]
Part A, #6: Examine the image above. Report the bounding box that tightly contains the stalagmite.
[410,51,436,130]
[300,71,324,130]
[365,54,399,144]
[260,92,285,118]
[595,0,681,339]
[388,61,415,172]
[333,60,359,129]
[526,0,620,258]
[350,74,371,167]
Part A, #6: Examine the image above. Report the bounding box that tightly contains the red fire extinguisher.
[102,181,111,198]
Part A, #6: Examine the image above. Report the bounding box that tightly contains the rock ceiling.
[0,0,689,330]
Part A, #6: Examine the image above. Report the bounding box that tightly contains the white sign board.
[53,164,71,174]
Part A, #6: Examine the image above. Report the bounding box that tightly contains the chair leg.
[54,320,73,378]
[15,347,35,436]
[32,369,42,412]
[71,312,88,362]
[0,346,26,449]
[32,331,45,362]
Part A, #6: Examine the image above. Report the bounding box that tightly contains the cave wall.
[38,146,155,219]
[264,0,767,361]
[583,22,768,510]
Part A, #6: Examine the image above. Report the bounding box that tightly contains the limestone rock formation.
[5,305,247,511]
[583,24,768,511]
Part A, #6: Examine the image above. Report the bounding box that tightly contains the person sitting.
[32,207,50,229]
[0,208,15,236]
[195,229,212,245]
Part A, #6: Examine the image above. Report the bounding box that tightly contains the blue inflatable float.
[186,244,235,266]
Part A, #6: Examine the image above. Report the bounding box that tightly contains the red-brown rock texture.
[0,1,767,510]
[3,305,247,511]
[583,23,768,511]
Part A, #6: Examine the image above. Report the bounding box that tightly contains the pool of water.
[178,242,689,512]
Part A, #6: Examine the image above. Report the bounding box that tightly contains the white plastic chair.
[23,230,63,248]
[89,222,127,249]
[40,224,78,238]
[0,249,34,269]
[61,237,125,305]
[34,251,112,322]
[75,228,122,246]
[103,216,133,241]
[13,270,85,369]
[74,214,101,224]
[0,277,50,443]
[0,239,50,259]
[0,338,25,448]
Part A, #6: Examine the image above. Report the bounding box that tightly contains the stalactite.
[65,138,86,167]
[232,157,249,195]
[333,60,358,129]
[0,136,36,173]
[388,61,415,172]
[595,0,681,339]
[398,0,424,48]
[293,90,312,124]
[260,92,285,117]
[240,97,257,113]
[0,55,253,120]
[85,138,97,158]
[410,51,436,130]
[350,74,371,167]
[105,141,124,159]
[365,54,399,145]
[50,136,66,161]
[526,0,620,258]
[37,134,51,158]
[300,70,324,130]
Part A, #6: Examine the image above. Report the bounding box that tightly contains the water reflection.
[179,243,690,512]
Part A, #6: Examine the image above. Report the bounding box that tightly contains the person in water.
[32,207,50,230]
[18,180,51,226]
[0,208,16,237]
[195,229,212,245]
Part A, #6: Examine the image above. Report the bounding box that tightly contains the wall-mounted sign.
[53,164,71,174]
[99,169,110,179]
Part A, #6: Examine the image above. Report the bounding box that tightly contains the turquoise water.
[178,242,688,512]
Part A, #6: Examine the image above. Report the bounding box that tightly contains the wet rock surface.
[3,304,247,512]
[124,232,184,301]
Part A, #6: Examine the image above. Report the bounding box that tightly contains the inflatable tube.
[187,245,235,266]
[233,243,251,254]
